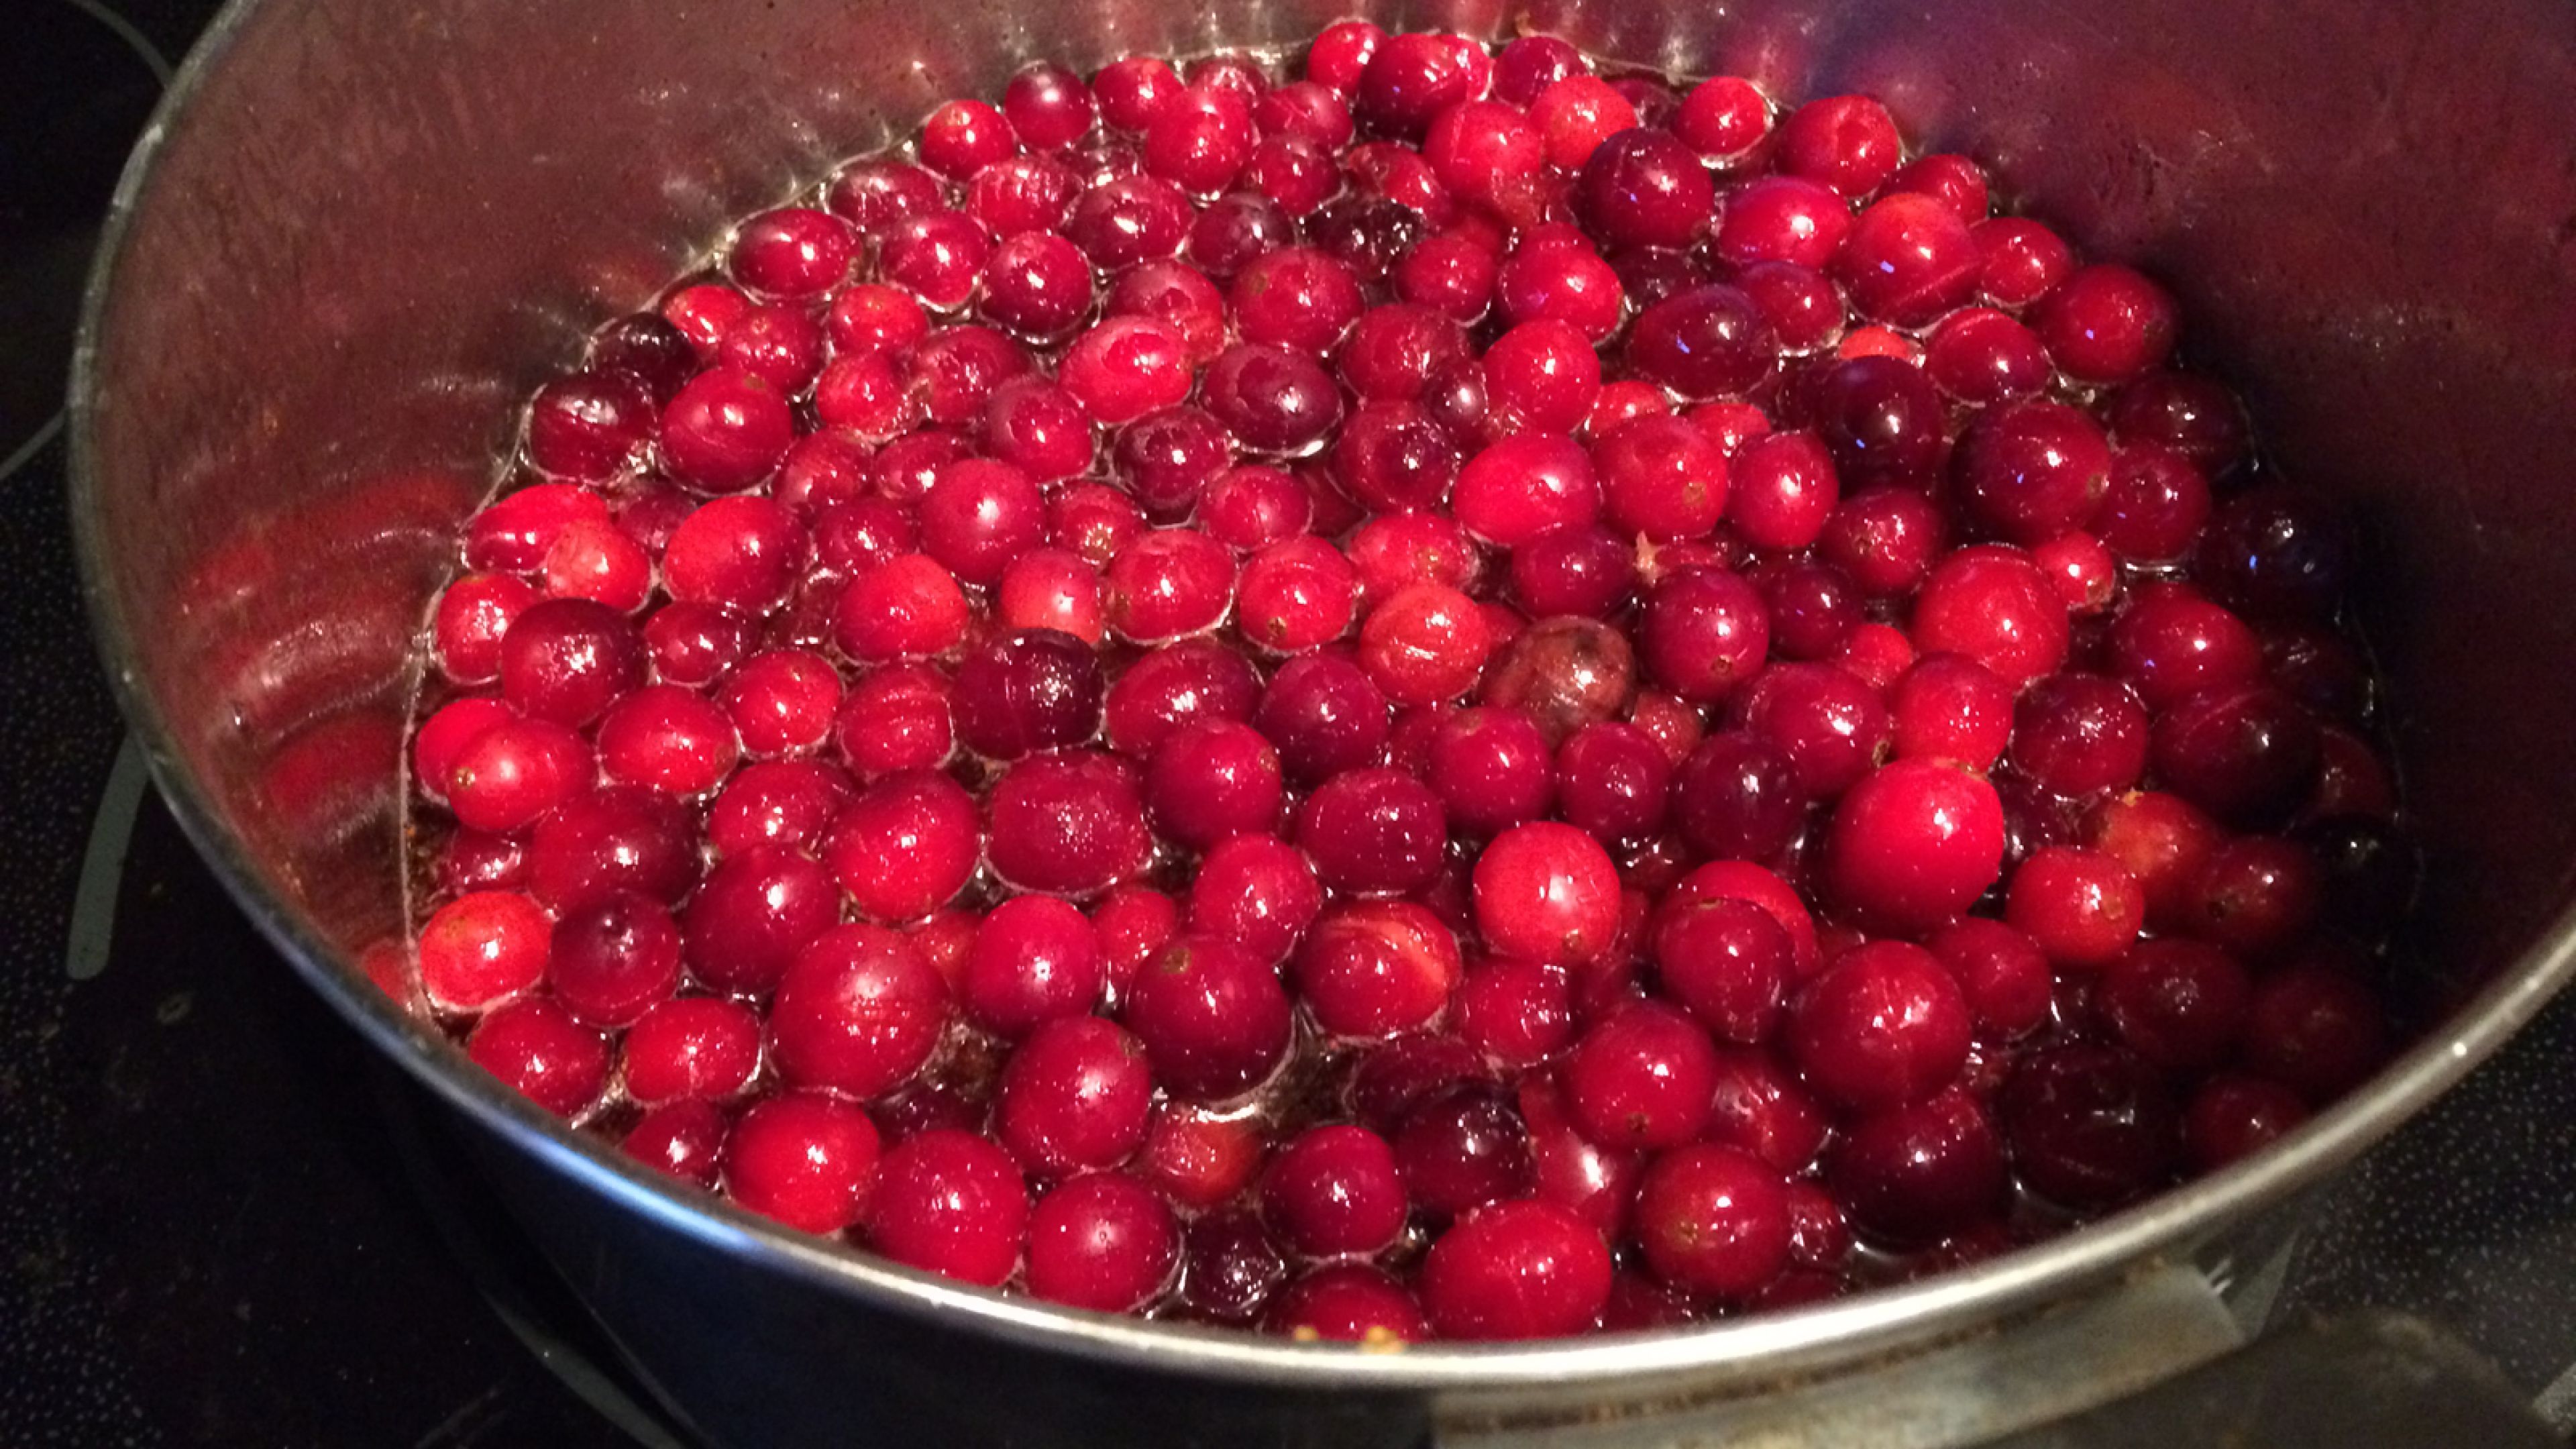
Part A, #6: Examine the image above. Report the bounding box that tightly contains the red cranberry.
[723,1092,881,1234]
[1835,193,1980,327]
[527,786,698,914]
[820,770,979,922]
[466,996,609,1118]
[1560,999,1719,1150]
[1652,893,1793,1044]
[1911,545,2070,686]
[419,890,551,1011]
[960,896,1108,1036]
[527,370,657,482]
[1024,1174,1181,1313]
[1197,464,1311,550]
[1823,762,2005,931]
[2036,264,2179,384]
[1735,661,1892,799]
[1003,61,1097,148]
[545,892,682,1028]
[498,596,645,727]
[1420,1199,1613,1340]
[1471,821,1622,967]
[767,922,948,1099]
[1424,708,1556,835]
[868,1130,1029,1285]
[1123,934,1293,1099]
[1232,247,1365,353]
[1106,529,1238,643]
[1921,918,2048,1038]
[437,714,587,834]
[1786,941,1973,1111]
[1968,215,2073,307]
[1714,175,1851,270]
[1828,1088,2007,1246]
[1924,308,2050,403]
[622,1102,728,1187]
[660,368,795,494]
[718,648,842,757]
[1293,900,1462,1040]
[2110,370,2251,475]
[1189,833,1324,965]
[1295,766,1447,895]
[987,749,1154,896]
[950,629,1105,761]
[1633,1143,1794,1299]
[1107,639,1263,758]
[2004,845,2145,968]
[588,311,698,400]
[1495,233,1627,341]
[1260,1124,1410,1257]
[1819,486,1946,598]
[623,996,762,1105]
[1638,570,1768,704]
[998,1015,1155,1175]
[729,207,855,299]
[1269,1265,1430,1344]
[1776,94,1900,196]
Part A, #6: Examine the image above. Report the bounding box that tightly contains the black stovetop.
[8,6,2576,1446]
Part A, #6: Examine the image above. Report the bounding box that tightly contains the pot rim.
[67,0,2576,1395]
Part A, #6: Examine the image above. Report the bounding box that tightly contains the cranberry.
[419,890,551,1011]
[1289,900,1460,1039]
[1269,1265,1430,1344]
[730,207,856,299]
[1924,309,2051,404]
[1736,661,1892,798]
[1189,833,1324,965]
[1998,1043,2182,1212]
[1004,61,1097,148]
[543,892,682,1029]
[765,922,948,1098]
[1953,400,2113,547]
[1927,918,2053,1038]
[1819,487,1947,598]
[439,716,589,835]
[526,370,657,482]
[588,311,698,400]
[718,648,842,757]
[1203,342,1346,453]
[1776,94,1900,196]
[1786,941,1972,1110]
[2196,486,2357,623]
[723,1092,881,1234]
[1232,248,1365,353]
[2110,370,2251,475]
[2004,845,2145,968]
[1559,999,1719,1150]
[1911,545,2070,686]
[1714,175,1851,270]
[2182,835,2328,960]
[1256,1124,1407,1258]
[1828,1088,2006,1246]
[527,787,698,914]
[464,994,608,1118]
[622,1101,729,1187]
[1107,639,1263,759]
[2185,1074,2312,1171]
[1652,893,1792,1044]
[2239,963,2388,1104]
[1424,708,1555,835]
[2151,684,2321,826]
[623,996,762,1105]
[1670,731,1805,863]
[2036,264,2179,384]
[1495,234,1626,341]
[1968,215,2073,307]
[987,749,1155,896]
[660,368,795,493]
[2098,936,2251,1075]
[1106,529,1238,642]
[868,1130,1029,1285]
[1835,193,1980,327]
[1122,934,1293,1099]
[1633,1143,1794,1299]
[1022,1175,1181,1313]
[2011,673,2149,796]
[1197,464,1311,550]
[1466,821,1618,967]
[1175,1210,1290,1326]
[819,770,979,923]
[1295,766,1447,894]
[1420,1199,1613,1340]
[1809,358,1949,494]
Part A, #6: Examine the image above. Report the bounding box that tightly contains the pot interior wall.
[80,0,2576,1216]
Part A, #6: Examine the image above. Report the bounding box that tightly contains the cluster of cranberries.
[402,22,2414,1344]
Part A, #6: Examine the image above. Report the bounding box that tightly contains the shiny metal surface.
[66,0,2576,1440]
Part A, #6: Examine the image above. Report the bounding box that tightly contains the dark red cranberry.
[1735,661,1892,799]
[2196,487,2357,623]
[2011,673,2150,796]
[2185,1074,2312,1171]
[1203,342,1346,453]
[768,922,948,1098]
[1805,355,1945,487]
[1004,61,1097,148]
[1670,731,1805,862]
[498,596,645,727]
[1252,652,1389,783]
[1927,917,2052,1038]
[1354,32,1481,136]
[1575,127,1715,249]
[588,311,697,401]
[2109,370,2251,476]
[1999,1042,2182,1212]
[1260,1124,1410,1256]
[729,207,855,299]
[2239,963,2389,1104]
[527,370,657,482]
[1179,1210,1291,1326]
[1828,1088,2006,1246]
[2151,684,2321,826]
[1425,707,1556,836]
[949,629,1105,761]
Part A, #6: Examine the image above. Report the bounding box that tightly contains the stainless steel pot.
[68,0,2576,1444]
